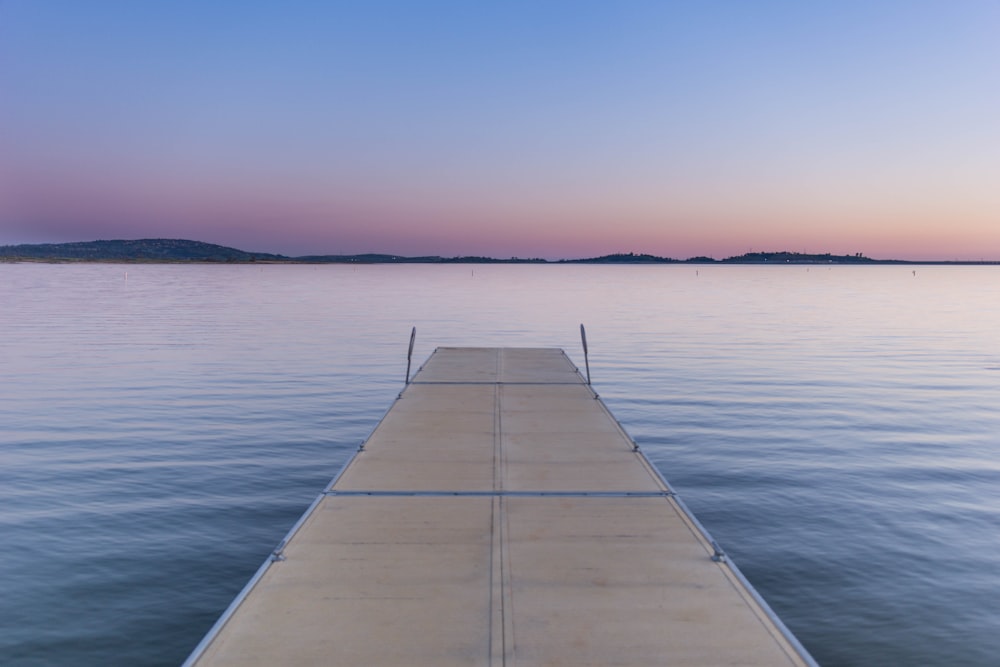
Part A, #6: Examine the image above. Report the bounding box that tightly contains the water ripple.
[2,263,999,666]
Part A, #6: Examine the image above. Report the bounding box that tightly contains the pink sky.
[2,2,999,260]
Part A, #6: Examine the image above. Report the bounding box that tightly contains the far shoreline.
[2,239,998,265]
[5,257,1000,266]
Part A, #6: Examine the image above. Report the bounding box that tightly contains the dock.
[184,347,817,666]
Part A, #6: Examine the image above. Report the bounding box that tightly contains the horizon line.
[3,237,1000,265]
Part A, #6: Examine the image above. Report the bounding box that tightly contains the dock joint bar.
[323,490,676,498]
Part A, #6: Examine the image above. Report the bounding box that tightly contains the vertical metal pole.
[405,326,416,384]
[580,323,591,385]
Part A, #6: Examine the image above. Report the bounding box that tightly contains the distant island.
[1,238,997,264]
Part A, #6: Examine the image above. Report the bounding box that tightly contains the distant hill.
[3,238,994,264]
[561,252,678,264]
[0,240,550,263]
[720,251,893,264]
[0,239,287,262]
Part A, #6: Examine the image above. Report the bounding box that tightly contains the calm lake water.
[2,262,999,666]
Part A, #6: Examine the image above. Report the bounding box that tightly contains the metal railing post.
[405,327,416,384]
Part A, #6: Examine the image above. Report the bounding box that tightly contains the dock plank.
[186,347,815,667]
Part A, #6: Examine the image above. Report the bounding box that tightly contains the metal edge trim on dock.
[179,377,415,667]
[585,380,820,667]
[565,348,817,666]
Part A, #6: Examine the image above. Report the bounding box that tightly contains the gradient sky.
[2,1,999,259]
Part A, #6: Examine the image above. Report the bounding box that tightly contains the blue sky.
[2,1,999,259]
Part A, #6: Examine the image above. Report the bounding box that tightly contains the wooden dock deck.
[185,347,816,666]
